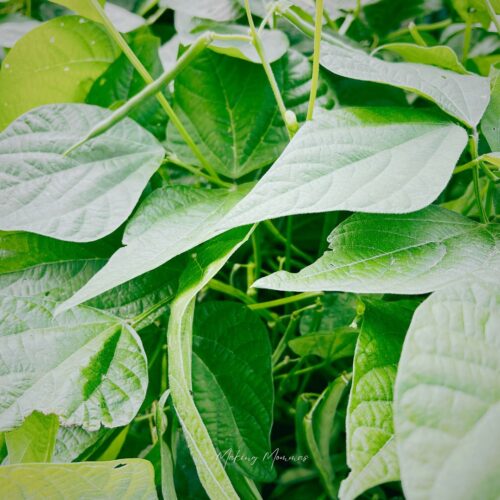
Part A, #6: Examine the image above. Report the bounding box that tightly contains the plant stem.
[86,1,221,180]
[453,158,479,174]
[64,32,215,174]
[272,313,301,366]
[244,0,293,138]
[263,220,312,262]
[469,133,488,223]
[386,19,451,40]
[483,0,500,32]
[208,279,255,304]
[408,21,428,46]
[307,0,324,121]
[249,292,323,311]
[462,16,472,63]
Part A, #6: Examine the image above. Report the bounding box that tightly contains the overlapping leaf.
[340,300,418,500]
[223,107,467,227]
[254,206,499,294]
[395,279,500,500]
[0,103,164,242]
[320,42,490,127]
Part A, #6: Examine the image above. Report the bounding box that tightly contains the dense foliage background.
[0,0,498,498]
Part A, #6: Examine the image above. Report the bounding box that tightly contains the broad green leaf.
[0,16,119,130]
[0,296,148,432]
[320,42,490,127]
[192,301,274,481]
[0,231,184,327]
[168,227,253,500]
[0,13,40,48]
[168,49,332,179]
[53,426,105,463]
[0,459,157,499]
[0,103,164,242]
[87,30,169,139]
[57,185,250,313]
[5,411,59,464]
[482,68,500,151]
[160,0,241,21]
[377,43,468,74]
[394,279,500,500]
[254,206,500,294]
[50,0,106,24]
[339,300,418,500]
[289,327,358,361]
[222,108,468,227]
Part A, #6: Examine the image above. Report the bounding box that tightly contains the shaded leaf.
[0,103,164,242]
[254,206,500,294]
[339,300,418,500]
[394,279,500,499]
[482,68,500,151]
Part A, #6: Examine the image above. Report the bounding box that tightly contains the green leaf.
[50,0,105,24]
[482,68,500,151]
[156,391,177,500]
[104,3,145,32]
[377,43,468,74]
[0,13,40,48]
[53,426,105,463]
[160,0,241,21]
[0,103,164,242]
[254,206,500,294]
[192,301,274,481]
[167,227,253,500]
[57,185,250,313]
[223,108,467,227]
[167,49,332,179]
[87,30,168,139]
[0,459,157,498]
[5,411,59,464]
[452,0,491,27]
[320,42,490,127]
[0,297,147,432]
[289,327,358,361]
[394,279,500,500]
[0,16,119,130]
[339,300,418,500]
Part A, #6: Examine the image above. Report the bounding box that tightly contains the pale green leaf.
[254,206,500,294]
[339,300,418,500]
[104,3,145,32]
[452,0,491,27]
[167,49,332,179]
[0,103,164,242]
[53,426,105,463]
[0,297,147,432]
[0,16,119,130]
[192,301,274,481]
[482,68,500,151]
[0,459,158,499]
[223,108,468,227]
[377,43,468,74]
[320,42,490,127]
[5,411,59,464]
[160,0,241,21]
[168,227,253,500]
[57,185,248,313]
[50,0,105,24]
[394,279,500,500]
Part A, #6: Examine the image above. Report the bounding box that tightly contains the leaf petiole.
[306,0,324,121]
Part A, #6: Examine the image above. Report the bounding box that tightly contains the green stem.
[249,292,323,311]
[483,0,500,32]
[64,33,214,163]
[263,220,312,262]
[244,0,293,138]
[25,0,31,16]
[462,16,472,63]
[272,313,300,366]
[469,134,488,223]
[208,279,255,304]
[307,0,324,121]
[386,18,451,40]
[85,1,220,180]
[408,21,428,46]
[453,158,479,174]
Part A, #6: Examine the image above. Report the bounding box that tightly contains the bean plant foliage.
[0,0,498,498]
